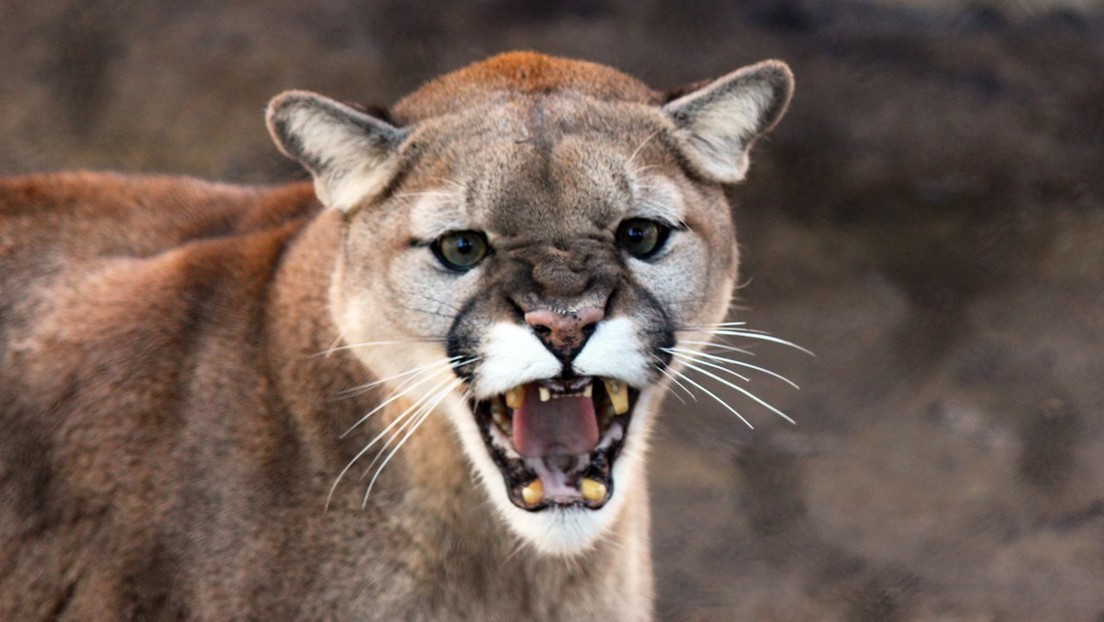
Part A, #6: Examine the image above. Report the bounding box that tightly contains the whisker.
[359,390,441,478]
[653,358,696,403]
[628,164,663,177]
[676,339,756,357]
[626,130,660,168]
[326,374,456,509]
[682,321,749,328]
[673,358,796,425]
[362,378,464,506]
[321,327,348,358]
[310,337,445,357]
[429,176,467,191]
[340,357,478,438]
[667,367,753,429]
[666,350,751,383]
[666,347,799,389]
[333,356,464,400]
[356,381,472,481]
[502,537,533,567]
[683,328,814,355]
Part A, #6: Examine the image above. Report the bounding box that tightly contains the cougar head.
[266,52,793,555]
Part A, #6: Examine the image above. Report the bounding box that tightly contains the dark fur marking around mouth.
[471,384,637,512]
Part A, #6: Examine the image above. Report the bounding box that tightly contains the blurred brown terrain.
[2,1,1102,619]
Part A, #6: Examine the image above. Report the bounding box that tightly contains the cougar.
[0,52,793,620]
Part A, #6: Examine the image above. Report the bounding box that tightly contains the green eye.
[616,218,670,259]
[432,230,489,271]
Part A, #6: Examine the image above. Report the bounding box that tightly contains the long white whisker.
[684,329,814,355]
[362,378,464,506]
[322,327,348,358]
[339,357,478,438]
[667,368,753,429]
[674,358,796,425]
[683,321,749,328]
[312,338,444,357]
[676,339,756,357]
[326,374,457,509]
[335,356,462,399]
[359,403,433,479]
[358,406,438,505]
[666,347,799,389]
[502,537,533,567]
[359,379,467,478]
[429,176,467,191]
[339,371,442,439]
[628,168,663,183]
[626,130,660,168]
[667,350,751,383]
[654,360,696,403]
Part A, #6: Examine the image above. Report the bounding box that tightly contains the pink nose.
[524,307,604,356]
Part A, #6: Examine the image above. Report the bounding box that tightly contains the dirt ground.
[2,1,1102,619]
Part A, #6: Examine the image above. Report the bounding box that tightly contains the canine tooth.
[538,386,551,402]
[505,386,525,410]
[604,379,629,415]
[580,478,607,503]
[490,402,512,434]
[583,383,593,398]
[521,479,544,507]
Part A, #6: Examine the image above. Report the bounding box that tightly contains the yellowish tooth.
[505,386,525,410]
[580,478,607,503]
[521,479,544,507]
[538,386,551,402]
[583,383,593,398]
[490,401,512,434]
[604,378,629,415]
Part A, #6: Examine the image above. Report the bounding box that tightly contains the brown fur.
[0,172,648,619]
[391,51,662,122]
[0,52,791,620]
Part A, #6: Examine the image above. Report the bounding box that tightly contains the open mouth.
[472,377,639,511]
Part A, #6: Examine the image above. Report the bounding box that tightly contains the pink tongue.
[513,384,599,458]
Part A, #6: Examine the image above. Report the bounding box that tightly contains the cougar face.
[268,52,793,555]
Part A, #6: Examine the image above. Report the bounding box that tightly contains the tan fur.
[0,53,791,620]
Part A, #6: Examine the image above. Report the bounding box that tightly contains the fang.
[581,478,607,503]
[521,479,544,507]
[604,378,629,415]
[490,400,512,434]
[505,386,525,410]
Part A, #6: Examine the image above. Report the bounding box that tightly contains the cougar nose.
[524,307,604,359]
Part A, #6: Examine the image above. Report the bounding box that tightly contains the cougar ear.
[266,91,407,211]
[663,60,794,184]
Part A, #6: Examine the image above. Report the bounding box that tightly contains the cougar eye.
[616,218,670,259]
[432,230,489,271]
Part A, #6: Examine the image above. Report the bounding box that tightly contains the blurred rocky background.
[2,0,1102,619]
